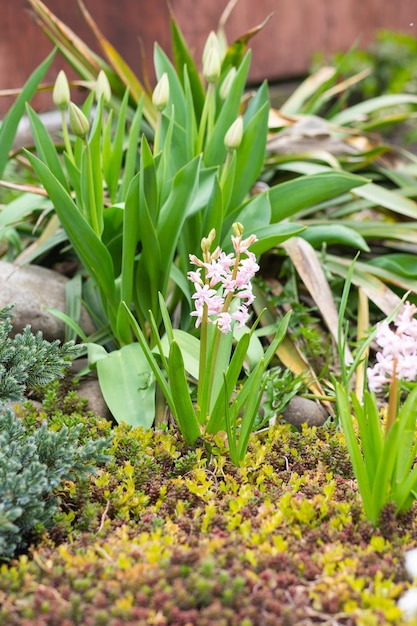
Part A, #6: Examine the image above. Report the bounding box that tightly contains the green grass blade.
[335,382,375,522]
[205,53,251,167]
[0,49,56,178]
[122,302,173,407]
[330,94,417,126]
[26,104,70,192]
[237,361,266,462]
[121,173,140,306]
[269,171,368,222]
[351,392,383,486]
[64,274,83,342]
[170,16,205,121]
[168,341,201,445]
[229,85,269,208]
[25,151,118,323]
[106,89,129,202]
[206,332,251,435]
[119,98,143,201]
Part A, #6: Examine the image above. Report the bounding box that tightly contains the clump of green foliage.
[312,29,417,142]
[0,305,80,403]
[0,409,110,560]
[314,30,417,99]
[0,305,111,561]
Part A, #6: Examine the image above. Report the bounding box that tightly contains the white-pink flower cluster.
[367,302,417,392]
[187,231,259,334]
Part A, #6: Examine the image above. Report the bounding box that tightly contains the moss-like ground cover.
[1,400,416,626]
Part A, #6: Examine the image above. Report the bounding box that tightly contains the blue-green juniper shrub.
[0,305,111,560]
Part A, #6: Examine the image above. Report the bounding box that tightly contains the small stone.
[281,395,328,429]
[0,261,95,342]
[76,377,112,421]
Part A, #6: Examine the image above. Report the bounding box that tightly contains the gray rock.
[0,261,95,342]
[76,376,113,421]
[281,395,328,429]
[69,358,112,421]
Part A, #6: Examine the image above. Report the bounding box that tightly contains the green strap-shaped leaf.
[228,84,269,209]
[25,151,118,325]
[170,17,205,121]
[335,382,375,523]
[206,332,251,435]
[26,104,70,192]
[204,52,252,167]
[96,344,156,428]
[154,44,187,131]
[0,49,56,178]
[168,341,201,445]
[269,171,369,223]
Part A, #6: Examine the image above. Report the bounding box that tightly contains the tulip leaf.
[96,344,156,428]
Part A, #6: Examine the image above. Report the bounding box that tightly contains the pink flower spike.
[191,283,217,303]
[189,254,204,267]
[367,300,417,392]
[395,302,417,338]
[217,252,235,270]
[216,312,232,334]
[204,259,227,285]
[187,268,203,286]
[231,305,249,329]
[231,234,258,254]
[236,287,255,306]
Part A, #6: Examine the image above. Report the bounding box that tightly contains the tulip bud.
[202,31,220,66]
[224,116,243,151]
[219,66,237,100]
[95,70,111,103]
[69,102,90,140]
[203,46,221,84]
[202,31,221,83]
[152,73,170,112]
[52,70,70,110]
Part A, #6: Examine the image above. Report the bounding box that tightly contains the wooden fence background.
[1,0,416,115]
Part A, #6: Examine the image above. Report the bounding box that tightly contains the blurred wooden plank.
[0,0,416,116]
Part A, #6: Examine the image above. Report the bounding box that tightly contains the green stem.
[198,249,241,425]
[206,82,216,138]
[197,83,216,155]
[84,139,100,236]
[386,360,399,435]
[154,111,162,155]
[220,150,232,188]
[61,109,74,163]
[197,303,209,425]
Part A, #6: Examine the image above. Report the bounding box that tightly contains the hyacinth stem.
[197,303,209,425]
[198,249,242,425]
[386,359,399,435]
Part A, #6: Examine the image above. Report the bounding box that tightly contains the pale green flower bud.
[224,116,243,151]
[203,46,221,84]
[232,222,244,237]
[201,228,216,254]
[95,70,111,103]
[52,70,70,110]
[202,31,220,66]
[152,73,170,111]
[220,67,236,100]
[69,102,90,140]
